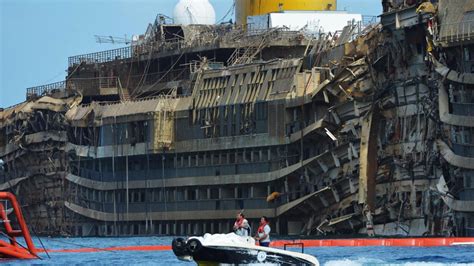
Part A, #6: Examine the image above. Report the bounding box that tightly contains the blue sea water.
[1,237,474,265]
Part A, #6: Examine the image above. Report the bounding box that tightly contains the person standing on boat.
[255,216,271,247]
[233,212,250,236]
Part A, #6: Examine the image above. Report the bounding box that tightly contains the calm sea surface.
[2,237,474,265]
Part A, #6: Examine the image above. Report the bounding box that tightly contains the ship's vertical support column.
[275,218,280,235]
[358,108,379,212]
[125,154,129,225]
[194,223,199,235]
[112,116,118,236]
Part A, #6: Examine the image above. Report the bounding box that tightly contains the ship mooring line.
[31,227,50,259]
[0,231,42,260]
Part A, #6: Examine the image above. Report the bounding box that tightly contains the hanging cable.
[135,52,186,98]
[30,226,50,259]
[217,2,235,24]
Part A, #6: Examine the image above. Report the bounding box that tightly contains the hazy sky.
[0,0,381,108]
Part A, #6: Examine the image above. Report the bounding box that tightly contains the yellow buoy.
[235,0,337,25]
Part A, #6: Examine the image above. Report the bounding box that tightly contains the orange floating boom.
[271,238,474,247]
[33,237,474,255]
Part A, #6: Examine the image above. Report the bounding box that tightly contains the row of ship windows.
[71,185,274,203]
[73,146,297,172]
[448,83,474,104]
[75,220,245,236]
[69,121,150,147]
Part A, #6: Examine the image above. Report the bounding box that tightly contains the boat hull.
[172,234,319,265]
[192,245,316,265]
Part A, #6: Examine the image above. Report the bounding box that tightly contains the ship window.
[156,190,162,202]
[467,217,474,228]
[117,192,123,202]
[132,224,139,235]
[465,174,473,188]
[186,189,196,201]
[166,190,174,201]
[0,129,6,147]
[210,188,219,199]
[416,191,423,208]
[244,150,251,162]
[176,189,184,201]
[236,187,243,198]
[149,190,156,202]
[236,151,242,163]
[104,191,111,203]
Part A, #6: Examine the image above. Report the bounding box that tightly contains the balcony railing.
[26,77,122,99]
[438,20,474,44]
[26,81,66,99]
[68,46,132,67]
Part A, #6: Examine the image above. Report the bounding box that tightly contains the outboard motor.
[172,238,189,258]
[186,238,203,254]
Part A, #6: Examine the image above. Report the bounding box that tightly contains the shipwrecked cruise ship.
[1,0,474,237]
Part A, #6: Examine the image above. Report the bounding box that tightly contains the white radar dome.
[173,0,216,25]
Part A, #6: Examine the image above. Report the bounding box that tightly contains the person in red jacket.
[255,216,271,247]
[233,212,250,236]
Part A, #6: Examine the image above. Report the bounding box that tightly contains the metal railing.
[69,77,120,95]
[26,77,121,99]
[68,46,132,67]
[26,81,66,99]
[362,15,380,27]
[67,27,308,68]
[438,20,474,43]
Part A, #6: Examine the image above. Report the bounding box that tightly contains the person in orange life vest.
[255,216,271,247]
[233,212,250,236]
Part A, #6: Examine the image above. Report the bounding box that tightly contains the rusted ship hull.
[1,0,474,237]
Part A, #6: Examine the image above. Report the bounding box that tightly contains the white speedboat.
[172,233,319,265]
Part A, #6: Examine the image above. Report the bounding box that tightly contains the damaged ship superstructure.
[1,0,474,237]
